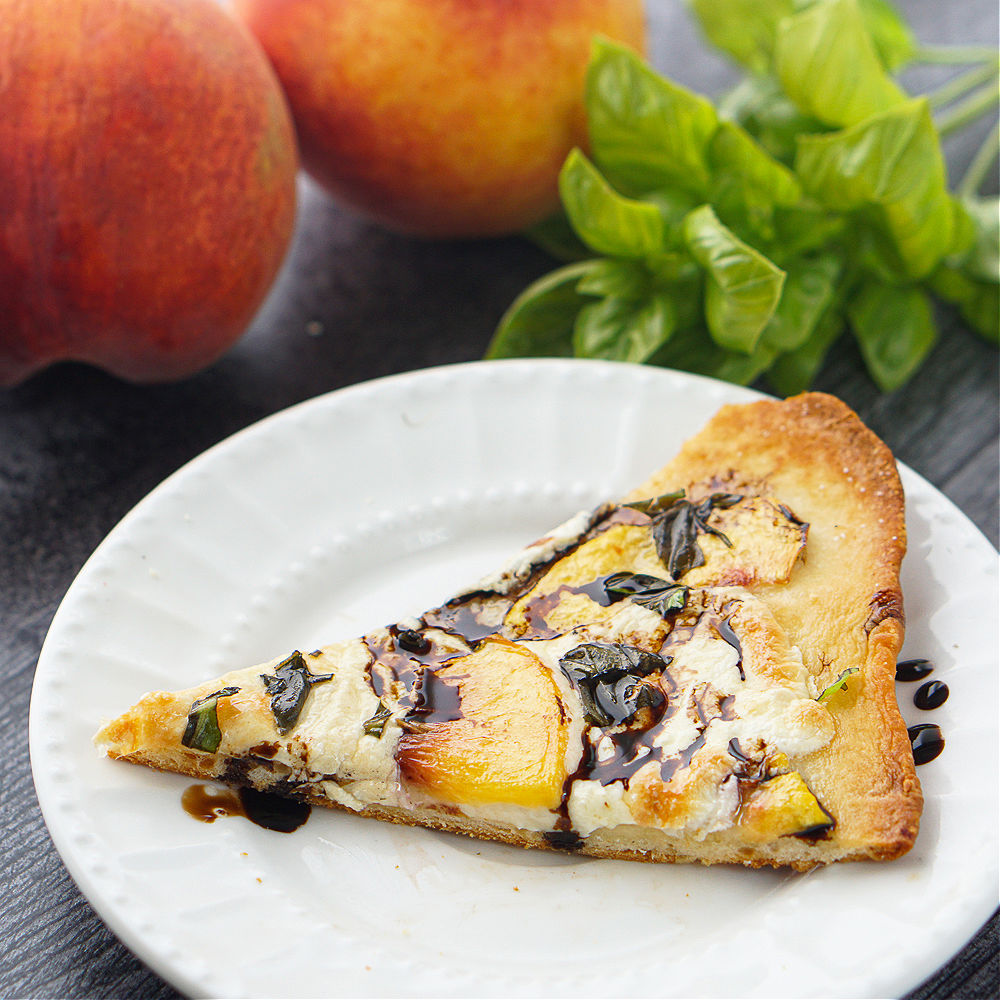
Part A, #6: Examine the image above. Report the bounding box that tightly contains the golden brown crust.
[628,392,919,860]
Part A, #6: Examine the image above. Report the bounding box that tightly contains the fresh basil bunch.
[486,0,998,393]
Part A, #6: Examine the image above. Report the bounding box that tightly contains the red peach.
[0,0,299,385]
[232,0,646,238]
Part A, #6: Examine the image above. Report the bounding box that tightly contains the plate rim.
[28,358,1000,999]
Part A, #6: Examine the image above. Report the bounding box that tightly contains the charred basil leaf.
[643,491,742,578]
[603,571,689,617]
[593,674,667,729]
[560,642,669,728]
[362,701,392,738]
[261,651,334,735]
[181,686,241,753]
[817,667,859,703]
[622,490,685,516]
[396,628,431,655]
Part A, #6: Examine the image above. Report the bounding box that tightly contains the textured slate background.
[2,1,997,997]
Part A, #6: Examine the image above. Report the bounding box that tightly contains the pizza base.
[96,392,920,870]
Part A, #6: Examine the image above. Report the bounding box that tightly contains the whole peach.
[231,0,645,237]
[0,0,299,385]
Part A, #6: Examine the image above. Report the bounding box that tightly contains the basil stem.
[817,667,859,702]
[622,490,685,516]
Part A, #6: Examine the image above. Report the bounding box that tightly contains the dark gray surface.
[2,2,998,997]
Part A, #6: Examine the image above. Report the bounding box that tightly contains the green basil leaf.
[774,0,907,128]
[644,250,700,285]
[958,282,999,342]
[362,701,393,738]
[710,342,780,384]
[767,303,845,394]
[689,0,794,74]
[647,493,741,578]
[817,667,860,702]
[770,202,848,261]
[559,148,666,258]
[683,205,786,353]
[485,260,599,359]
[708,120,803,242]
[848,281,938,391]
[719,75,826,167]
[181,686,241,753]
[857,0,917,70]
[954,197,1000,283]
[762,254,842,350]
[795,99,955,279]
[641,187,703,247]
[929,264,1000,343]
[692,0,914,76]
[623,491,686,516]
[929,197,999,341]
[709,121,803,207]
[559,642,669,727]
[650,324,779,386]
[585,37,718,197]
[575,258,650,299]
[573,292,677,363]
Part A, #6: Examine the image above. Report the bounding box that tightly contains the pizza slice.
[95,392,921,869]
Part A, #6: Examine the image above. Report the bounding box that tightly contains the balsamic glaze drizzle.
[914,679,949,711]
[896,658,934,682]
[907,724,945,765]
[896,659,947,764]
[712,614,745,681]
[181,783,311,832]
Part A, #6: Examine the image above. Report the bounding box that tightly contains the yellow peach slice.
[739,771,833,841]
[505,523,662,637]
[396,637,568,809]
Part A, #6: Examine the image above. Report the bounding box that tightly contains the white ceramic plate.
[30,359,999,999]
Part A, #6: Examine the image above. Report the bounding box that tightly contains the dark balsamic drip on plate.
[896,658,934,682]
[894,658,947,762]
[239,787,312,832]
[181,783,311,832]
[907,724,945,765]
[914,679,949,711]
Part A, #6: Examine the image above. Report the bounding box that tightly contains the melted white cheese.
[457,506,608,597]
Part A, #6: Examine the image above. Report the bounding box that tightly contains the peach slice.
[739,771,833,841]
[396,637,568,809]
[505,523,662,637]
